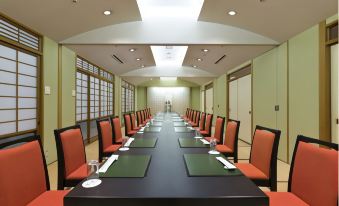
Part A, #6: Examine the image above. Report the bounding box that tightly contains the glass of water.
[88,160,99,179]
[210,138,217,152]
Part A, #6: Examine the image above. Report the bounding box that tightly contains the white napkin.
[140,127,145,131]
[216,156,236,169]
[124,138,135,147]
[98,155,119,173]
[200,139,210,145]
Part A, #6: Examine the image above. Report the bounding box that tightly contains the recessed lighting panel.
[141,65,145,68]
[136,58,142,61]
[151,46,188,67]
[228,10,237,16]
[103,10,111,16]
[136,0,204,21]
[202,49,209,52]
[129,48,136,52]
[193,65,197,68]
[160,77,177,81]
[197,58,202,61]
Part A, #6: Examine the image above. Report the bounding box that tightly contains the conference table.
[65,113,268,206]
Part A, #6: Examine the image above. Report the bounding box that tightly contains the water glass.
[210,138,217,152]
[88,160,99,179]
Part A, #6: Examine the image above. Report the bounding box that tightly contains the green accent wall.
[252,43,288,162]
[190,87,200,110]
[136,86,147,110]
[60,46,76,128]
[42,37,58,164]
[288,25,319,160]
[213,74,227,118]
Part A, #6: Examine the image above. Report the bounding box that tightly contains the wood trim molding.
[319,21,332,143]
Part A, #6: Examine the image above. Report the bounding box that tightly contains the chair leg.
[234,153,238,163]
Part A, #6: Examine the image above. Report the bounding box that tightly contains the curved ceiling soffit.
[61,20,279,45]
[120,66,217,77]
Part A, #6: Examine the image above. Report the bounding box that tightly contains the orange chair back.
[131,113,138,130]
[213,116,225,143]
[224,120,240,152]
[96,118,113,162]
[137,111,142,126]
[124,114,133,135]
[204,114,213,136]
[112,117,123,143]
[199,112,206,130]
[0,136,48,206]
[289,136,338,206]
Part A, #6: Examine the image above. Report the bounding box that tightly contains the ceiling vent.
[214,54,226,64]
[111,54,124,64]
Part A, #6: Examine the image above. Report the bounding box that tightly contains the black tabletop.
[64,113,268,206]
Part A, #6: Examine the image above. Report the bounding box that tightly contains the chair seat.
[205,137,220,143]
[127,130,137,136]
[200,130,208,135]
[27,191,69,206]
[235,163,268,180]
[265,192,309,206]
[216,145,233,153]
[194,128,201,131]
[66,163,88,180]
[191,123,198,127]
[133,126,141,131]
[104,144,121,153]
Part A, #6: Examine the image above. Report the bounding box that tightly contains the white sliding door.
[229,80,238,120]
[201,90,205,112]
[237,75,252,144]
[331,44,338,144]
[205,88,213,114]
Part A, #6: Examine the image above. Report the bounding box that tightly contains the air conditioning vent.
[111,54,124,64]
[214,54,226,64]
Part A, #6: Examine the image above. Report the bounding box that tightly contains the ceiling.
[0,0,337,86]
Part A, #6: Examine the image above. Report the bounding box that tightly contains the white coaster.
[119,147,129,151]
[194,136,202,139]
[82,179,102,188]
[208,150,220,155]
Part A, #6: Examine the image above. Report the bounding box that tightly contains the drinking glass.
[210,138,217,152]
[88,160,99,179]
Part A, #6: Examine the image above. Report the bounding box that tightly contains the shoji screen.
[76,72,88,122]
[147,87,190,115]
[0,45,38,136]
[90,76,100,119]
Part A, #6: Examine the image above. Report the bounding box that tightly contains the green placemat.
[129,138,158,148]
[144,127,161,132]
[175,127,194,133]
[178,138,209,148]
[99,155,151,178]
[184,154,242,177]
[173,122,186,127]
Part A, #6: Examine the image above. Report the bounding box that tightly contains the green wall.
[60,46,76,128]
[288,25,319,160]
[190,87,200,110]
[136,86,147,110]
[214,74,227,119]
[42,37,58,164]
[252,43,288,162]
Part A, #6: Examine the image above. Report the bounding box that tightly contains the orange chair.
[147,108,153,119]
[0,135,69,206]
[205,116,225,144]
[235,125,280,191]
[111,116,124,144]
[188,110,197,125]
[216,119,240,162]
[182,108,189,119]
[184,109,192,121]
[131,113,141,131]
[123,113,137,137]
[265,135,338,206]
[191,111,201,127]
[199,113,213,137]
[96,118,121,162]
[54,125,88,190]
[195,112,206,131]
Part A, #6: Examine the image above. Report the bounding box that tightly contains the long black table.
[65,113,268,206]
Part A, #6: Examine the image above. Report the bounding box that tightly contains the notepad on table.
[200,139,210,145]
[216,156,236,170]
[125,138,135,147]
[98,155,119,173]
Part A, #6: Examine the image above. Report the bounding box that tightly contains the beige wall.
[190,87,200,110]
[136,86,147,110]
[42,37,58,164]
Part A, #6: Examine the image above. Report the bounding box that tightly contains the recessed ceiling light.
[103,10,112,16]
[193,65,197,68]
[202,49,209,52]
[141,65,145,68]
[197,58,203,61]
[136,58,142,61]
[228,10,237,16]
[129,48,136,52]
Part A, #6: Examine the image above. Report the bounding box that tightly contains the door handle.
[336,118,339,125]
